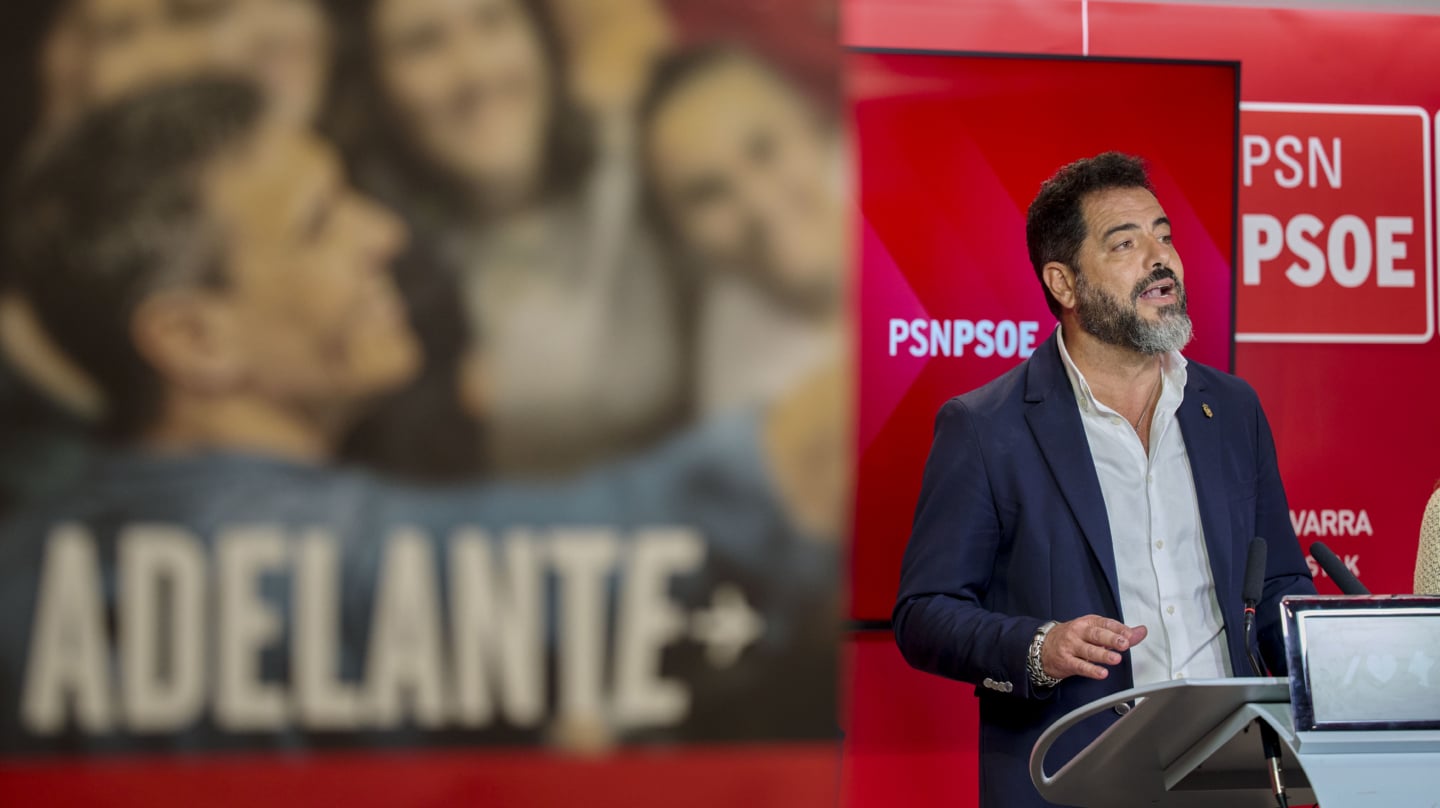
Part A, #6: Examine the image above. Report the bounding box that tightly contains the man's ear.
[1043,261,1078,312]
[131,289,244,395]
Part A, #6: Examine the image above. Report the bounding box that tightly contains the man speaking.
[893,153,1315,807]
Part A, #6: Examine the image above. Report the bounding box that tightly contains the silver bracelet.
[1028,620,1062,689]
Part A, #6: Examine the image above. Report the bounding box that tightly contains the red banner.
[1238,104,1432,343]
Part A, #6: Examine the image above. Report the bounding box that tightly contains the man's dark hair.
[6,75,267,439]
[0,1,75,292]
[1025,152,1154,317]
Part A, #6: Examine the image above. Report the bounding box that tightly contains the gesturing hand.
[1041,616,1148,681]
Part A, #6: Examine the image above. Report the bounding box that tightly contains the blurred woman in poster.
[327,0,686,480]
[639,46,847,416]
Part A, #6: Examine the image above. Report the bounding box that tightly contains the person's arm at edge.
[1414,487,1440,595]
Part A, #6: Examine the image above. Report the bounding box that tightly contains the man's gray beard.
[1074,270,1194,355]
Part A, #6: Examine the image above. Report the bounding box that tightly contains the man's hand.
[1041,616,1148,681]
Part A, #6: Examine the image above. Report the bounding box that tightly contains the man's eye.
[1114,240,1132,251]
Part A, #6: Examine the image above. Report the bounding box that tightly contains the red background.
[851,51,1239,622]
[841,3,1440,807]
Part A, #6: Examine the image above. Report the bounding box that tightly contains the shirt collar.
[1055,324,1188,417]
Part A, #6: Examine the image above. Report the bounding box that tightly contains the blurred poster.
[0,0,845,804]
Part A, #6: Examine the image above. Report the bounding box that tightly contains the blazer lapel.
[1024,333,1121,613]
[1176,370,1236,622]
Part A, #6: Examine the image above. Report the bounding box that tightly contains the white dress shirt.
[1057,328,1231,685]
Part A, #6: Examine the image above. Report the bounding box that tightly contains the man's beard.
[1074,266,1194,355]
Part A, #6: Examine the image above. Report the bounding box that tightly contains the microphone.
[1242,537,1268,677]
[1310,541,1370,595]
[1242,537,1289,808]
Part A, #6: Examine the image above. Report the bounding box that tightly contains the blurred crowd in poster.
[0,0,846,755]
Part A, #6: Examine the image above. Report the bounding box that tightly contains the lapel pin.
[1202,403,1214,419]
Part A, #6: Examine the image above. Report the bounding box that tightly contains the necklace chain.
[1128,368,1164,433]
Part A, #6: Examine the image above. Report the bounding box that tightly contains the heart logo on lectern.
[1365,653,1399,684]
[1410,650,1434,687]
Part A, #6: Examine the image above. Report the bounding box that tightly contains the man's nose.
[1144,235,1174,271]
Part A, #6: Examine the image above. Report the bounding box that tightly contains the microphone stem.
[1243,609,1265,678]
[1244,605,1287,808]
[1260,722,1289,808]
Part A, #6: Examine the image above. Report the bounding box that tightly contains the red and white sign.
[1237,103,1434,343]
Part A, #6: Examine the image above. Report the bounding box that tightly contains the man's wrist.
[1027,620,1062,689]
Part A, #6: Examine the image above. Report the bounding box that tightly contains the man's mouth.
[1138,279,1177,301]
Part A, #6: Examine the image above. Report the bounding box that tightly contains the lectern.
[1029,595,1440,808]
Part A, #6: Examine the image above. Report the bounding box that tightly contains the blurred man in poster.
[893,153,1315,807]
[0,0,333,516]
[0,76,839,754]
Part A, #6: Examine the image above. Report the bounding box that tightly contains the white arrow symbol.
[690,584,767,669]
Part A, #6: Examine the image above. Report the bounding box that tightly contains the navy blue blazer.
[893,331,1315,808]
